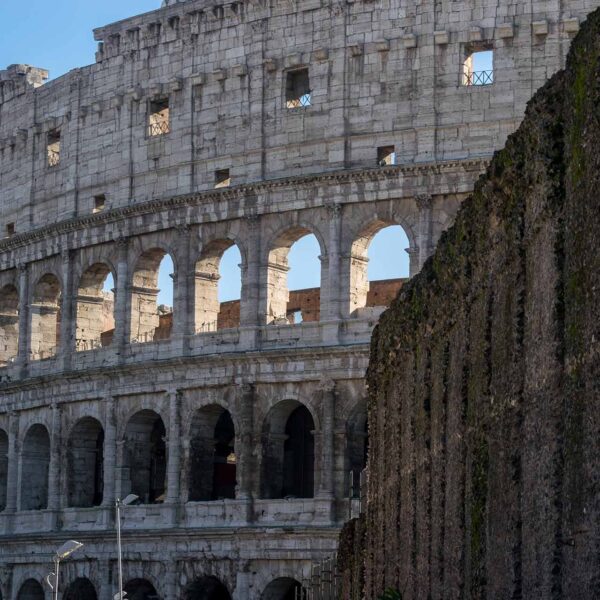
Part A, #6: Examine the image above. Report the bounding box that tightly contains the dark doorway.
[283,406,315,498]
[124,579,159,600]
[183,576,232,600]
[64,577,98,600]
[189,406,236,501]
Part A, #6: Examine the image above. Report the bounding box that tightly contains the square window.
[377,145,396,166]
[286,69,311,109]
[93,194,106,213]
[215,169,231,188]
[47,129,61,167]
[463,46,494,86]
[6,223,15,237]
[148,98,170,136]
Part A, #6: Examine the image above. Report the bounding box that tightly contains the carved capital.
[115,236,129,248]
[241,382,255,397]
[415,193,433,212]
[17,262,28,274]
[325,203,343,219]
[318,378,336,393]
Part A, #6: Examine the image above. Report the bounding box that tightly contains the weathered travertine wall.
[357,9,600,599]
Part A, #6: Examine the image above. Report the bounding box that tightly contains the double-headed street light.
[115,494,139,600]
[46,540,84,600]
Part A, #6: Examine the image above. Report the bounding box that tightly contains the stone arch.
[348,219,411,316]
[0,283,19,365]
[75,262,116,351]
[260,400,315,499]
[194,239,244,332]
[182,576,232,600]
[67,417,104,507]
[188,405,236,501]
[63,577,98,600]
[261,578,306,599]
[0,427,7,511]
[130,247,174,343]
[20,424,50,510]
[16,579,44,600]
[264,226,325,325]
[122,410,166,504]
[346,400,368,497]
[30,273,61,359]
[124,578,160,600]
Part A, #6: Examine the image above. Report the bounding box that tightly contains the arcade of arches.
[12,576,309,600]
[0,220,412,364]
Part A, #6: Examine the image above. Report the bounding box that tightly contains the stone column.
[166,390,182,512]
[98,559,113,600]
[414,193,434,275]
[102,395,117,508]
[172,225,192,352]
[5,412,19,513]
[47,403,62,528]
[323,203,343,343]
[59,248,75,369]
[317,379,336,499]
[16,263,30,369]
[239,214,261,347]
[236,383,255,502]
[113,237,130,355]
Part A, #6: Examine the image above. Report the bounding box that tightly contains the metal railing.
[463,69,494,86]
[286,92,312,108]
[148,118,170,137]
[301,555,341,599]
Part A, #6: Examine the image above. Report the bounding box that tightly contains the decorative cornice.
[0,158,490,258]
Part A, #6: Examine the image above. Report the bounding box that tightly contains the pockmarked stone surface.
[0,0,598,598]
[346,8,600,599]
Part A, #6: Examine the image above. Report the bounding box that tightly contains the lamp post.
[115,494,139,600]
[46,540,84,600]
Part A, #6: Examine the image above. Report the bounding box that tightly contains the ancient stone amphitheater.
[0,0,594,598]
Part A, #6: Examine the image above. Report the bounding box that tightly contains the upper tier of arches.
[0,203,427,369]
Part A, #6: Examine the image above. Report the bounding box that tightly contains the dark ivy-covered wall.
[344,8,600,600]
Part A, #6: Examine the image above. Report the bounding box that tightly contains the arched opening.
[346,405,368,498]
[261,578,306,600]
[30,273,61,359]
[349,223,410,316]
[67,417,104,507]
[16,579,45,600]
[0,428,8,511]
[20,424,50,510]
[123,579,159,600]
[122,410,166,504]
[188,406,236,501]
[194,240,242,332]
[64,578,98,600]
[266,229,322,325]
[130,250,174,343]
[0,284,19,366]
[75,263,115,351]
[261,401,315,499]
[183,576,232,600]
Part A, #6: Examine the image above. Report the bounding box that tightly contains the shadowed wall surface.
[350,9,600,599]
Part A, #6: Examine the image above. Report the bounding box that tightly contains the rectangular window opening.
[148,98,170,136]
[47,129,61,167]
[6,223,15,237]
[215,169,231,189]
[286,68,311,109]
[463,47,494,86]
[377,145,396,166]
[93,194,106,213]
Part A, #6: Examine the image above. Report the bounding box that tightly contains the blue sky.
[1,2,411,306]
[0,2,159,80]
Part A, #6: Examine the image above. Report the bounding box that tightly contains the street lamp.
[115,494,139,600]
[46,540,84,600]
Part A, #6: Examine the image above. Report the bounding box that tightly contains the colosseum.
[0,0,594,598]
